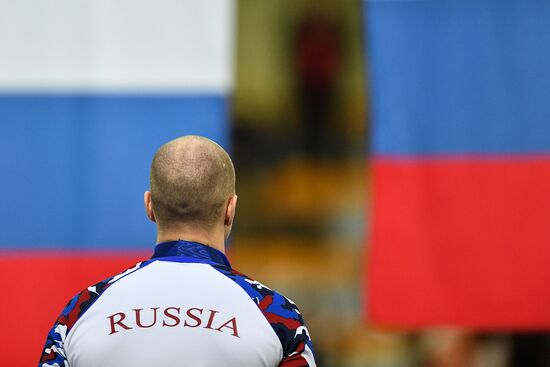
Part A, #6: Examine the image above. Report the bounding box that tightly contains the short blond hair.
[150,136,235,230]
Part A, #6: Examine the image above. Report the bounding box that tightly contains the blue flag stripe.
[0,94,228,248]
[366,1,550,156]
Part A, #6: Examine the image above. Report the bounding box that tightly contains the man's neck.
[156,227,226,254]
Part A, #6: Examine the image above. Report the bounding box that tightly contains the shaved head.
[150,136,235,230]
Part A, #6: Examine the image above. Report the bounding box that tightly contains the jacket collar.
[151,240,231,267]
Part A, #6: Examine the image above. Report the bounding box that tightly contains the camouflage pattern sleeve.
[38,294,75,367]
[38,262,145,367]
[260,294,315,367]
[39,277,115,367]
[211,264,316,366]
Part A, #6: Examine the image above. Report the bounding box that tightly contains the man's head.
[144,136,237,240]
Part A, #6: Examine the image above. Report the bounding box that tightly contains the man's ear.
[144,191,156,223]
[224,195,238,226]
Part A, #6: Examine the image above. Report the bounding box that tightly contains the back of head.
[150,136,235,230]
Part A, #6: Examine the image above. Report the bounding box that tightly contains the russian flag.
[0,0,235,363]
[365,1,550,329]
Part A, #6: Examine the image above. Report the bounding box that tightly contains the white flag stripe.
[0,0,235,92]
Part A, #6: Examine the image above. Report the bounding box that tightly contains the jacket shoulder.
[209,264,315,363]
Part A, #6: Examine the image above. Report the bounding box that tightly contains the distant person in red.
[293,8,341,157]
[39,136,316,366]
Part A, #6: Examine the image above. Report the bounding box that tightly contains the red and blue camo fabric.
[39,262,145,367]
[212,263,316,366]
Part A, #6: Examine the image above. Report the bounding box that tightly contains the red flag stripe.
[0,252,147,366]
[367,157,550,329]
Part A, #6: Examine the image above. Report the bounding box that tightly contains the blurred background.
[2,0,550,366]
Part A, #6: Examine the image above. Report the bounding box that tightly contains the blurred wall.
[231,1,368,366]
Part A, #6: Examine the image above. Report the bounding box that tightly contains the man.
[39,136,316,367]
